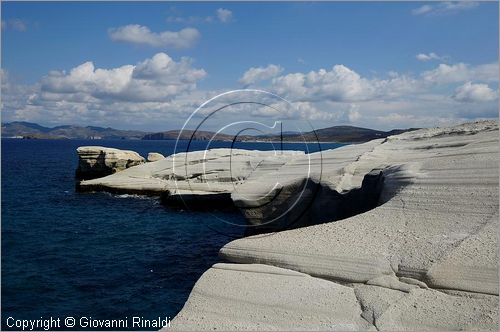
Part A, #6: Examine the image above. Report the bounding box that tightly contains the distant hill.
[2,121,417,143]
[143,126,418,143]
[1,122,149,140]
[142,130,235,141]
[276,126,419,143]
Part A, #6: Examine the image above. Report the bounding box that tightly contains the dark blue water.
[1,139,343,330]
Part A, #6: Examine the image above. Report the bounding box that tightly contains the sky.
[1,1,498,132]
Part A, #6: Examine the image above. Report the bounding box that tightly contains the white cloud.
[166,8,233,24]
[166,16,214,24]
[422,62,498,84]
[452,82,498,102]
[239,64,283,86]
[290,102,337,121]
[108,24,200,49]
[1,18,28,31]
[272,65,374,102]
[216,8,233,23]
[3,57,498,131]
[412,5,434,16]
[416,52,445,62]
[347,105,361,122]
[39,53,206,103]
[270,65,422,103]
[412,1,479,16]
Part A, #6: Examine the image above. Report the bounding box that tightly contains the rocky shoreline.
[76,121,499,330]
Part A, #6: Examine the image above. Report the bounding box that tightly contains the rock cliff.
[169,121,499,330]
[75,121,499,330]
[75,146,145,180]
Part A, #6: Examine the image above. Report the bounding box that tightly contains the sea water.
[1,138,344,330]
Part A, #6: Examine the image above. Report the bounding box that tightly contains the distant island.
[2,121,417,143]
[1,122,148,140]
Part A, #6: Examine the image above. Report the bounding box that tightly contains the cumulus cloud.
[270,65,422,103]
[108,25,200,49]
[412,1,479,16]
[239,64,283,86]
[3,57,499,131]
[416,52,445,62]
[422,62,498,84]
[216,8,233,23]
[0,53,209,128]
[40,53,206,103]
[346,105,361,122]
[272,65,375,102]
[452,82,498,102]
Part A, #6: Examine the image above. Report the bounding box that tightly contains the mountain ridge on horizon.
[1,121,418,143]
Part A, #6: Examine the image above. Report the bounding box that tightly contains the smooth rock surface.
[231,139,385,230]
[375,288,498,330]
[147,152,165,162]
[171,121,499,330]
[75,146,145,180]
[78,149,303,201]
[76,122,499,330]
[220,121,499,294]
[167,263,374,331]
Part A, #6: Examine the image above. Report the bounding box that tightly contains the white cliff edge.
[76,146,145,180]
[168,121,499,331]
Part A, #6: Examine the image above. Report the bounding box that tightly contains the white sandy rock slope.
[168,121,499,331]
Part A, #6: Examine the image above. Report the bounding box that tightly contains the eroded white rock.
[220,121,499,296]
[168,263,374,331]
[76,146,145,180]
[173,121,499,330]
[147,152,165,162]
[78,149,303,200]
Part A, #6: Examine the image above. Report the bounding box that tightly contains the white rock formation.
[76,121,498,330]
[147,152,165,162]
[169,263,374,331]
[168,121,499,330]
[76,146,145,180]
[78,149,303,199]
[231,139,385,230]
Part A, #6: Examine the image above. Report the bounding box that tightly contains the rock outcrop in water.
[75,146,145,180]
[76,121,499,330]
[77,149,303,199]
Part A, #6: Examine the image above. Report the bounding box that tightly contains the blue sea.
[1,138,343,330]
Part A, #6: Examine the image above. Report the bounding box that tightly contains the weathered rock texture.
[147,152,165,162]
[78,149,302,199]
[231,139,386,231]
[75,146,145,180]
[167,121,499,331]
[170,263,374,331]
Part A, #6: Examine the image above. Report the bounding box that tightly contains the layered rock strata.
[169,121,499,330]
[75,146,145,180]
[75,122,499,330]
